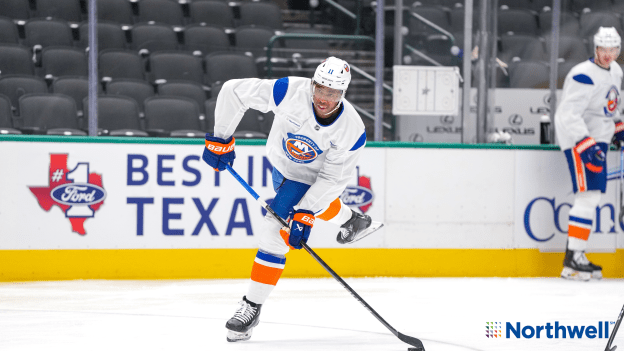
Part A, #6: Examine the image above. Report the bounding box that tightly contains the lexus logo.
[508,114,523,126]
[409,133,424,142]
[543,93,552,105]
[440,115,455,125]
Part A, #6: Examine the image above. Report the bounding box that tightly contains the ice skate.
[561,249,601,281]
[336,211,383,244]
[225,296,262,342]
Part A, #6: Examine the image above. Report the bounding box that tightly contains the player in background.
[201,57,383,341]
[554,27,624,281]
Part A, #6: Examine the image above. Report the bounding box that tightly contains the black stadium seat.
[41,47,88,79]
[0,75,48,115]
[83,95,147,137]
[189,1,234,27]
[24,19,73,49]
[0,45,34,75]
[500,34,546,62]
[239,2,283,29]
[78,22,127,51]
[184,25,230,55]
[235,25,275,58]
[0,16,19,44]
[205,52,258,86]
[52,77,102,117]
[17,93,84,135]
[144,96,204,137]
[137,0,185,26]
[106,79,155,112]
[579,12,623,38]
[539,11,580,36]
[0,94,20,134]
[99,49,145,81]
[497,9,539,35]
[131,23,179,53]
[34,0,82,23]
[94,0,134,25]
[158,81,207,113]
[149,51,205,85]
[0,0,30,20]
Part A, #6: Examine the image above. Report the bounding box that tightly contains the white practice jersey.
[555,59,623,150]
[214,76,367,214]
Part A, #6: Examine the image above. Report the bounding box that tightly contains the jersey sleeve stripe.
[572,74,594,85]
[273,77,289,107]
[349,130,367,151]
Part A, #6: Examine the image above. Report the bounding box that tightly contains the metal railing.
[265,33,393,130]
[321,0,362,35]
[265,33,375,77]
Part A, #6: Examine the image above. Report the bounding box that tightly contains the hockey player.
[555,27,624,281]
[201,57,383,341]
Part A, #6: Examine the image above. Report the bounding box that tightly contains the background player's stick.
[619,146,624,223]
[225,164,425,351]
[605,304,624,351]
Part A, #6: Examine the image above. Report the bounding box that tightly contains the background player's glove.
[288,209,315,249]
[613,121,624,147]
[202,134,235,171]
[574,136,605,173]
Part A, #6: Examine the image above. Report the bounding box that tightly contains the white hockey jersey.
[555,59,623,150]
[213,76,367,214]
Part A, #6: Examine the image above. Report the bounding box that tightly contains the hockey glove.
[288,209,315,250]
[575,137,605,173]
[613,121,624,147]
[203,134,235,171]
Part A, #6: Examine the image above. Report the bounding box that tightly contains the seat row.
[405,0,621,14]
[0,0,284,29]
[0,46,262,85]
[0,91,271,138]
[408,6,624,37]
[0,18,297,53]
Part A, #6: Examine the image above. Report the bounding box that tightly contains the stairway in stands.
[273,7,396,140]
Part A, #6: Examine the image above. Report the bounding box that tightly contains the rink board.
[1,135,623,280]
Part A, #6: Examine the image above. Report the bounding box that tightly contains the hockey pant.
[563,144,607,251]
[246,168,352,304]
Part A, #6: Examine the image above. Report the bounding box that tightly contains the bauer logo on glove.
[203,133,236,172]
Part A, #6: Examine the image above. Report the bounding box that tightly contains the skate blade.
[226,329,253,342]
[561,267,591,281]
[346,221,384,244]
[591,270,603,280]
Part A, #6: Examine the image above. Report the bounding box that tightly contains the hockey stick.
[225,164,425,351]
[619,146,624,224]
[605,304,624,351]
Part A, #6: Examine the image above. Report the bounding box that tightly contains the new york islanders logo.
[29,154,106,235]
[604,85,620,117]
[340,166,374,213]
[282,133,323,164]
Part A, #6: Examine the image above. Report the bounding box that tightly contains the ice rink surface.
[0,277,622,351]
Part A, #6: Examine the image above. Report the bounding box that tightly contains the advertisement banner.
[0,142,386,250]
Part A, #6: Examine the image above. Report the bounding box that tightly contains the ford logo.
[50,184,107,206]
[340,186,374,207]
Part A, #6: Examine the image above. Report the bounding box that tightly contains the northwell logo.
[487,321,613,339]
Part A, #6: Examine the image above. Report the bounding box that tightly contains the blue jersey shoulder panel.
[273,77,289,107]
[350,130,367,151]
[572,74,594,85]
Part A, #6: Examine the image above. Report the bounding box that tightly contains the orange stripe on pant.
[573,150,587,192]
[317,198,341,221]
[250,262,284,286]
[568,224,591,241]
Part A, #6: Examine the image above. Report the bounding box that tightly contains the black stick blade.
[398,332,425,350]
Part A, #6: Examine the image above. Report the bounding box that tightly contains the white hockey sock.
[317,198,353,225]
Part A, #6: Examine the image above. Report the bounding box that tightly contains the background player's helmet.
[594,27,621,55]
[312,57,351,92]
